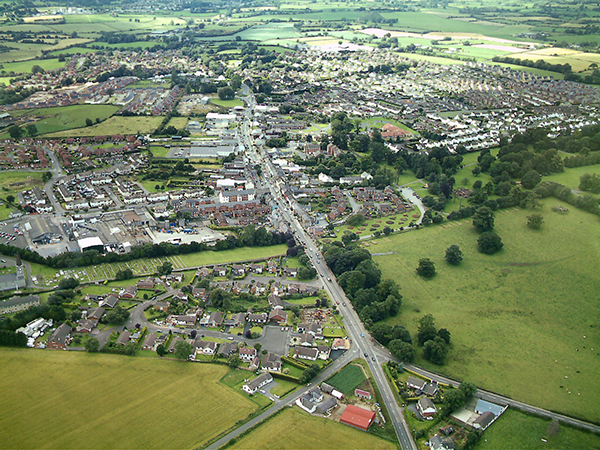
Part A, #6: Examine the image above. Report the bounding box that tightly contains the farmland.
[0,349,256,449]
[373,199,600,422]
[477,409,600,450]
[228,408,396,450]
[326,363,366,395]
[46,115,163,138]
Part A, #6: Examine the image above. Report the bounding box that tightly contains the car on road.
[227,336,234,340]
[361,333,364,337]
[372,356,376,362]
[327,277,332,282]
[342,302,346,306]
[260,389,266,394]
[0,260,5,263]
[364,353,368,357]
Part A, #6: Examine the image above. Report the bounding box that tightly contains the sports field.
[228,408,396,450]
[0,349,256,449]
[373,199,600,422]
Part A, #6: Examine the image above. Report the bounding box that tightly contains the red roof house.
[340,405,376,431]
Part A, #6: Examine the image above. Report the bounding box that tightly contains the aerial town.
[1,1,600,450]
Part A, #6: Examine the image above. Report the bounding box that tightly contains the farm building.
[340,405,376,431]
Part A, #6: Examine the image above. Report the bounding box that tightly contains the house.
[473,411,496,431]
[100,294,119,309]
[154,302,169,312]
[317,345,331,360]
[267,294,284,309]
[261,352,282,372]
[295,347,318,361]
[297,323,322,335]
[355,389,372,400]
[172,290,188,302]
[317,397,338,415]
[46,324,71,349]
[141,333,158,350]
[231,312,246,327]
[208,311,223,327]
[170,314,197,326]
[423,382,439,397]
[340,405,376,431]
[87,307,105,324]
[429,435,455,450]
[116,331,132,345]
[269,309,288,324]
[137,277,155,289]
[417,397,437,419]
[192,287,207,301]
[332,338,347,350]
[250,264,263,274]
[298,333,315,347]
[475,399,505,417]
[247,313,267,324]
[120,285,138,299]
[407,376,428,392]
[231,264,245,276]
[218,342,238,356]
[194,340,218,355]
[168,336,183,353]
[243,373,273,395]
[284,267,298,277]
[239,347,257,362]
[296,387,324,413]
[76,319,95,334]
[213,266,227,277]
[196,267,211,278]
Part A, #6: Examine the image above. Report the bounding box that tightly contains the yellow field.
[0,349,256,449]
[229,408,396,450]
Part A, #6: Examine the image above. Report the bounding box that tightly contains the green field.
[477,409,600,450]
[210,98,244,108]
[544,164,600,194]
[228,407,396,450]
[47,115,163,137]
[0,58,66,74]
[0,171,45,195]
[7,105,119,136]
[326,363,366,395]
[374,199,600,422]
[0,349,256,449]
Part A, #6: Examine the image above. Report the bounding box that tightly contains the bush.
[477,231,504,254]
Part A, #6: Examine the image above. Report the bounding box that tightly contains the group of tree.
[579,173,600,193]
[416,258,436,278]
[7,123,38,139]
[417,315,451,365]
[371,323,415,362]
[0,303,66,332]
[299,363,320,384]
[325,242,401,325]
[0,329,27,347]
[101,306,130,325]
[115,268,134,280]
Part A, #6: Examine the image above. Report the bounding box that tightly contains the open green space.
[0,171,45,195]
[0,58,66,74]
[228,407,396,450]
[476,409,600,450]
[176,245,287,268]
[47,115,163,137]
[544,164,600,194]
[0,349,256,449]
[374,199,600,422]
[326,363,366,395]
[210,98,244,108]
[7,104,119,137]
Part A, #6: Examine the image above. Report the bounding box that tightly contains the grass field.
[6,105,119,137]
[544,164,600,193]
[0,349,256,449]
[477,409,600,450]
[0,171,45,195]
[47,115,163,137]
[373,199,600,422]
[228,407,396,450]
[326,363,366,395]
[210,98,244,108]
[0,58,66,74]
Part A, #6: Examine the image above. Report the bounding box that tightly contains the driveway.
[258,325,289,355]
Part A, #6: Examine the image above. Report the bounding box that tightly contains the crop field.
[373,199,600,422]
[0,349,256,449]
[0,171,45,195]
[228,408,396,450]
[504,48,600,72]
[47,115,163,137]
[6,105,119,137]
[477,409,600,450]
[326,363,366,394]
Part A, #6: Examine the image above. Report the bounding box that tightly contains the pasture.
[228,408,396,450]
[326,363,366,394]
[0,349,256,449]
[477,409,600,450]
[0,171,45,195]
[373,199,600,422]
[8,104,119,136]
[0,58,66,74]
[47,115,163,137]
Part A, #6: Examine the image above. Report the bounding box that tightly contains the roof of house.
[116,331,131,345]
[418,397,436,411]
[48,323,71,345]
[316,397,337,413]
[340,405,376,430]
[142,333,157,348]
[407,375,427,390]
[474,411,496,430]
[295,347,319,358]
[475,399,504,417]
[246,373,273,391]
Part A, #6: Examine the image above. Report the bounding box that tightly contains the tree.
[115,268,134,280]
[444,245,463,265]
[391,325,412,344]
[437,328,451,345]
[85,118,93,127]
[6,195,15,204]
[416,258,436,278]
[472,206,495,232]
[299,364,320,384]
[58,277,79,290]
[103,306,129,325]
[157,262,173,276]
[174,340,193,360]
[477,231,504,254]
[227,354,241,368]
[218,86,235,100]
[85,337,100,352]
[423,337,448,364]
[346,213,366,226]
[417,325,437,346]
[31,64,45,74]
[26,124,38,136]
[389,339,415,362]
[459,381,477,398]
[370,323,393,345]
[443,388,466,415]
[526,214,544,230]
[156,343,166,357]
[521,169,542,189]
[8,126,22,139]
